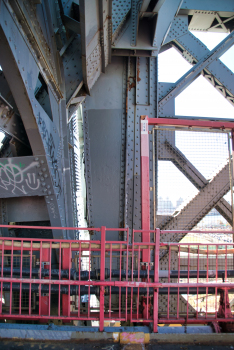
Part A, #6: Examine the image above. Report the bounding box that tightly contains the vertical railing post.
[140,116,150,262]
[153,228,160,332]
[140,115,151,323]
[41,247,50,316]
[231,131,234,240]
[99,226,106,331]
[62,247,71,318]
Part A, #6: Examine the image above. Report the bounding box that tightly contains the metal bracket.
[140,262,154,267]
[42,262,50,269]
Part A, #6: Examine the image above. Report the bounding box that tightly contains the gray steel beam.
[152,0,183,49]
[8,0,63,100]
[0,199,9,236]
[159,31,234,109]
[83,55,157,242]
[153,0,166,12]
[83,57,125,240]
[68,114,80,232]
[42,0,63,85]
[159,157,231,269]
[112,0,131,37]
[162,22,234,107]
[36,112,73,237]
[160,160,230,231]
[174,31,234,106]
[99,0,105,73]
[6,197,49,222]
[0,0,73,239]
[159,140,232,225]
[63,15,80,34]
[217,198,233,225]
[163,15,189,45]
[208,13,234,33]
[0,71,19,113]
[125,57,135,237]
[0,96,29,148]
[62,35,83,106]
[180,0,234,13]
[161,18,234,111]
[0,12,44,155]
[0,156,52,198]
[140,0,151,13]
[131,0,142,46]
[125,55,157,242]
[80,0,111,94]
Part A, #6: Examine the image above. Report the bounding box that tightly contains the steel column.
[62,247,70,319]
[153,228,160,333]
[41,248,50,316]
[99,226,106,331]
[140,116,150,262]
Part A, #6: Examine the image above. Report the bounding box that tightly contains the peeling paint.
[120,332,149,344]
[112,332,119,342]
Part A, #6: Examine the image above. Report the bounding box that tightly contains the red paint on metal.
[121,332,145,344]
[232,131,234,229]
[140,116,151,322]
[99,226,106,331]
[62,247,71,320]
[0,312,232,324]
[148,117,234,130]
[153,228,160,333]
[0,229,233,330]
[140,116,150,262]
[218,288,234,332]
[41,248,50,317]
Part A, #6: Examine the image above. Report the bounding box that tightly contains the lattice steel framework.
[0,0,233,332]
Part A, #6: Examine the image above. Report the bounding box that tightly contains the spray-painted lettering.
[0,159,40,195]
[38,115,62,197]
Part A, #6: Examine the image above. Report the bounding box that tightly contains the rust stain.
[128,76,136,91]
[126,88,128,115]
[126,76,135,114]
[136,58,141,82]
[128,81,136,91]
[126,56,141,113]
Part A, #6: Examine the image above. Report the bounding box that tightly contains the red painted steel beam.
[0,233,233,327]
[153,228,160,332]
[0,224,101,231]
[99,226,106,331]
[147,117,234,130]
[140,116,153,326]
[0,313,233,324]
[41,248,50,317]
[0,275,234,289]
[140,116,150,262]
[62,247,71,319]
[0,223,232,235]
[232,131,234,228]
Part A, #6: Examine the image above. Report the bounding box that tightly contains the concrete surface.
[0,341,234,350]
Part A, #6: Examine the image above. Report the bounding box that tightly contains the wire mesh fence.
[0,226,232,331]
[155,127,233,249]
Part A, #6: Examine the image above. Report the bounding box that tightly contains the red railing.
[0,225,233,332]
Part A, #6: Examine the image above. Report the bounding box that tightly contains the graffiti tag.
[38,114,62,197]
[0,159,40,195]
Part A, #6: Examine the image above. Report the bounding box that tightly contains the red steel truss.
[0,225,233,332]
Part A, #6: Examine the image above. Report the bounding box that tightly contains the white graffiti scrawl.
[0,159,40,195]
